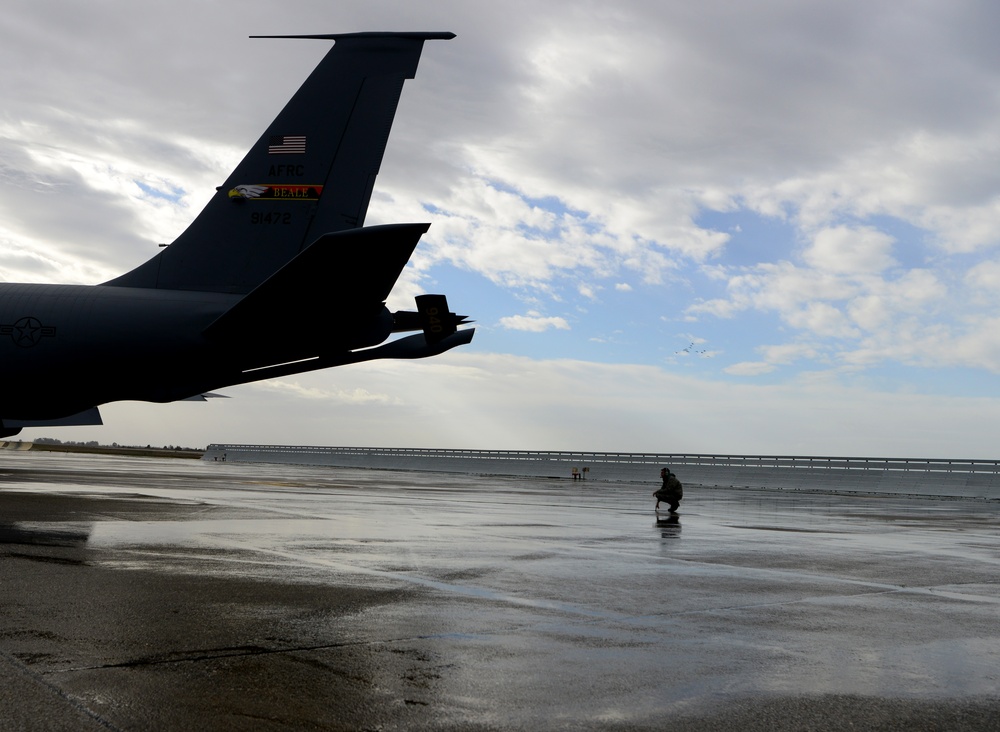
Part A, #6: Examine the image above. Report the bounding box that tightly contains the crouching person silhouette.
[653,467,683,514]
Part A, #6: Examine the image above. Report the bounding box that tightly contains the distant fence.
[202,445,1000,499]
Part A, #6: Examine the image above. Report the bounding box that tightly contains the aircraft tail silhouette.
[106,32,454,294]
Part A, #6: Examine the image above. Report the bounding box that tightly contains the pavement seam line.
[0,647,126,732]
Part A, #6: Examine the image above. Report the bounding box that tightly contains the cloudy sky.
[3,0,1000,457]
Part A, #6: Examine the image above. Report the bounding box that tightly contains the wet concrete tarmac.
[1,452,998,730]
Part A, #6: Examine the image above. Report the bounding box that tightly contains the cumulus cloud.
[804,226,897,274]
[499,313,571,332]
[963,260,1000,295]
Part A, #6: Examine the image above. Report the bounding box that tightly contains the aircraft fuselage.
[0,284,392,419]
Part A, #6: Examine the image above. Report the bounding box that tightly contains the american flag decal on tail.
[268,135,306,154]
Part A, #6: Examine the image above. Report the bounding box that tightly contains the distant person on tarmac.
[654,467,683,513]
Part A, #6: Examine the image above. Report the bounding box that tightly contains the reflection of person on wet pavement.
[653,467,683,513]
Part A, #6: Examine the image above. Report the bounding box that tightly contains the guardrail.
[203,445,1000,476]
[202,445,1000,498]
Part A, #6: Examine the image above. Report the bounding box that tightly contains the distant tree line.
[33,437,203,451]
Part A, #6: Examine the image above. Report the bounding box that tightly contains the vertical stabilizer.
[106,32,454,294]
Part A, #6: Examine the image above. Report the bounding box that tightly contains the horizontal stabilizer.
[204,223,429,341]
